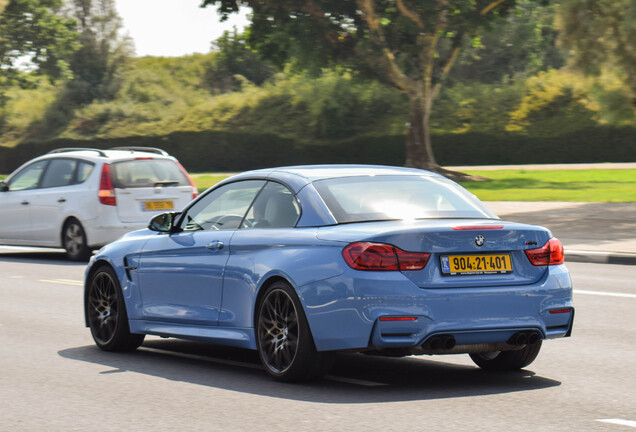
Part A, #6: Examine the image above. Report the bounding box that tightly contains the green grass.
[3,169,635,202]
[459,169,636,202]
[191,173,232,192]
[189,169,636,202]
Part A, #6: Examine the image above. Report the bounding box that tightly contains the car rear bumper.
[298,264,573,352]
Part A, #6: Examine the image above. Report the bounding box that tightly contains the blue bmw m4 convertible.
[84,165,574,381]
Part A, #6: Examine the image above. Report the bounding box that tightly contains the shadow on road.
[0,251,86,266]
[59,339,561,403]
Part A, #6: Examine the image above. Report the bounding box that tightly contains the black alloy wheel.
[256,281,332,381]
[63,219,91,261]
[86,265,144,351]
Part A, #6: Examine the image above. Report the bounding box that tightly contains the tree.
[453,0,563,84]
[63,0,131,103]
[203,29,276,93]
[558,0,636,105]
[202,0,540,172]
[0,0,77,96]
[0,0,77,132]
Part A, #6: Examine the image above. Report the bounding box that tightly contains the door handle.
[57,198,66,203]
[206,241,224,250]
[21,201,29,206]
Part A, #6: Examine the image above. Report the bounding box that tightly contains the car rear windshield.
[313,175,497,223]
[111,159,189,188]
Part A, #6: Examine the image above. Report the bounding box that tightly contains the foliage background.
[1,0,636,173]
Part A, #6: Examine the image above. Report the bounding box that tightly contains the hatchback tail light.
[177,162,198,200]
[98,164,116,206]
[342,242,430,271]
[525,237,564,266]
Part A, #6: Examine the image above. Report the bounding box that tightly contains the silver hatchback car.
[0,147,198,260]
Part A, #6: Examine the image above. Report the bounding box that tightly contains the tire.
[63,219,92,261]
[256,281,333,382]
[469,340,543,371]
[86,265,145,352]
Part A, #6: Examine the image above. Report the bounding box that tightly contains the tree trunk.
[405,94,438,171]
[404,92,480,182]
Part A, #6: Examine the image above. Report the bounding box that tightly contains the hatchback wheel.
[256,281,332,381]
[86,265,144,351]
[470,340,542,371]
[63,219,91,261]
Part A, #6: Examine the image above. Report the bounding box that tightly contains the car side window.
[179,180,265,231]
[242,181,300,229]
[7,160,48,191]
[40,159,78,188]
[77,161,95,183]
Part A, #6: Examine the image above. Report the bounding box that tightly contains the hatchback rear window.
[110,159,188,188]
[313,175,497,223]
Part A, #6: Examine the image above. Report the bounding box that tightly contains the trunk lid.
[114,186,193,223]
[317,219,552,288]
[110,158,195,223]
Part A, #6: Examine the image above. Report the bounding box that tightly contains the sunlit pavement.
[486,201,636,264]
[0,257,635,431]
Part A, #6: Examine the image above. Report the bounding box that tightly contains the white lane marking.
[0,246,65,253]
[575,290,636,299]
[0,246,38,252]
[8,275,24,279]
[597,419,636,428]
[39,279,83,286]
[325,375,387,387]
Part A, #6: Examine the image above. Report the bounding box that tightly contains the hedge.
[1,126,635,174]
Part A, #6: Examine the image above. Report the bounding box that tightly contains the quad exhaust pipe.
[508,330,541,346]
[417,331,540,354]
[423,334,456,350]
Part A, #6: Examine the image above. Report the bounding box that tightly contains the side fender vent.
[123,256,137,280]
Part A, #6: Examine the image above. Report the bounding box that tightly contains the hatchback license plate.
[142,200,174,211]
[441,254,513,276]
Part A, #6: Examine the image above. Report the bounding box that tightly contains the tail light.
[342,242,430,271]
[525,237,564,266]
[177,161,198,200]
[98,164,116,206]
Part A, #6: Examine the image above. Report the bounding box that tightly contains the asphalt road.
[1,247,635,431]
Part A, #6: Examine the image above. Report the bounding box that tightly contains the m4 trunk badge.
[475,235,485,247]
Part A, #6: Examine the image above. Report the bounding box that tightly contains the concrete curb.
[565,250,636,266]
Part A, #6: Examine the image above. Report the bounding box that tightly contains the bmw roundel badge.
[475,235,485,247]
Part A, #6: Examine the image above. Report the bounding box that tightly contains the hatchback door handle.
[57,198,66,203]
[206,241,224,250]
[21,201,29,206]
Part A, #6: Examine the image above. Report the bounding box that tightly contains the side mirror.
[0,181,7,192]
[148,212,181,232]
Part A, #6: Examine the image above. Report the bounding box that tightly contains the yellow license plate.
[142,201,174,211]
[441,254,513,276]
